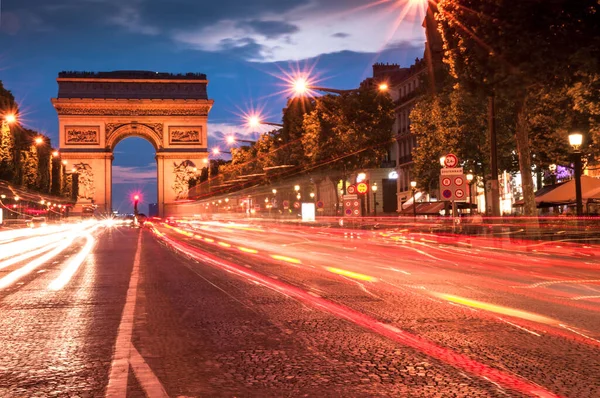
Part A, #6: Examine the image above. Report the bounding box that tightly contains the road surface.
[0,219,598,397]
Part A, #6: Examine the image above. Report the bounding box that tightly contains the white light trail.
[0,241,63,271]
[0,237,75,289]
[48,232,95,291]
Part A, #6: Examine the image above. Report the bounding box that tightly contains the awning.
[400,201,445,215]
[514,176,600,207]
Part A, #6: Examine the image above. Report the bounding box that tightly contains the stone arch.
[106,123,163,152]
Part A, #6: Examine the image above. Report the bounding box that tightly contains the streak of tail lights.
[432,293,557,325]
[152,228,559,398]
[159,221,600,348]
[325,267,377,282]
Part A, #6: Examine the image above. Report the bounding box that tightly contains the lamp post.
[548,164,557,185]
[410,181,417,220]
[569,132,584,217]
[372,184,378,217]
[466,173,474,215]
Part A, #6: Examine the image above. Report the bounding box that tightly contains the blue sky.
[0,0,426,212]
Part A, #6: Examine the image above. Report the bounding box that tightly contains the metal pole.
[574,152,583,216]
[488,94,501,217]
[412,189,416,220]
[373,192,377,217]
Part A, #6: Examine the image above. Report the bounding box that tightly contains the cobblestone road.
[0,221,598,397]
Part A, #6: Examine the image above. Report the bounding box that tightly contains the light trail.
[0,241,64,271]
[48,231,96,291]
[432,293,558,325]
[152,230,559,398]
[0,237,75,289]
[325,267,377,282]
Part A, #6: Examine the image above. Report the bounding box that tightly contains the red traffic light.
[133,195,140,201]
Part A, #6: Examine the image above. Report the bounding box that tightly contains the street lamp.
[4,114,16,124]
[439,156,446,167]
[568,132,584,217]
[372,184,378,217]
[272,189,277,194]
[247,115,283,128]
[309,192,315,201]
[410,181,417,220]
[466,173,474,215]
[292,77,390,96]
[294,185,300,192]
[34,137,44,145]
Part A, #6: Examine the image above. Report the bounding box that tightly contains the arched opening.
[112,137,157,215]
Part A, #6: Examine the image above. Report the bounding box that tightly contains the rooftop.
[58,71,207,80]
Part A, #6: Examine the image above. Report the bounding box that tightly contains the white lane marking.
[497,317,541,337]
[571,295,600,301]
[105,232,169,397]
[130,345,169,398]
[105,233,143,397]
[48,231,96,290]
[559,324,600,344]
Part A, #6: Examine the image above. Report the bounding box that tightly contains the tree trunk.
[515,96,537,218]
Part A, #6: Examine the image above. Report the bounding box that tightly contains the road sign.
[293,201,300,209]
[344,194,362,217]
[347,185,357,194]
[444,154,459,168]
[316,200,324,209]
[283,200,290,209]
[439,173,467,202]
[440,167,463,175]
[356,182,368,194]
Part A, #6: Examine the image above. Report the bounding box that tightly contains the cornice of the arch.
[106,122,163,151]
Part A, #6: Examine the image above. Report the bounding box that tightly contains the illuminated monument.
[52,71,213,216]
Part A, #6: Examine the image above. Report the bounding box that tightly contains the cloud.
[108,5,160,35]
[112,163,157,184]
[237,20,299,40]
[332,32,350,39]
[171,0,427,62]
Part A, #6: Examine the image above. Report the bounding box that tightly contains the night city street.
[2,0,600,397]
[0,220,598,397]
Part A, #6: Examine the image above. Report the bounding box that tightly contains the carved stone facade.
[169,126,202,144]
[65,126,99,144]
[52,71,213,217]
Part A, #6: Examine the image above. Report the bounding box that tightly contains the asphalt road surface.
[0,219,599,397]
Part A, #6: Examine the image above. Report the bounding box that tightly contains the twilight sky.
[0,0,426,213]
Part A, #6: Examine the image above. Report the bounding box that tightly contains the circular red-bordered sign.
[293,201,300,208]
[345,208,352,215]
[356,182,368,194]
[455,189,465,198]
[444,154,459,168]
[454,176,464,186]
[345,201,351,207]
[353,209,360,215]
[347,185,357,194]
[353,201,360,207]
[442,177,452,187]
[442,189,452,199]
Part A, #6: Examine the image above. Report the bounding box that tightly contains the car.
[28,217,47,228]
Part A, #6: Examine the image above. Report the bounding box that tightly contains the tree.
[437,0,600,216]
[302,87,395,210]
[0,81,18,182]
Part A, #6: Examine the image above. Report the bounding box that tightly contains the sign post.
[440,154,467,224]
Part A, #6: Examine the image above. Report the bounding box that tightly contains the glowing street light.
[569,132,584,216]
[62,160,68,165]
[439,156,446,167]
[272,189,277,194]
[52,151,59,157]
[34,137,44,145]
[246,114,283,128]
[291,76,391,97]
[294,185,300,192]
[4,114,16,124]
[378,83,389,92]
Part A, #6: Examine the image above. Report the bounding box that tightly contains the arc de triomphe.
[52,71,213,217]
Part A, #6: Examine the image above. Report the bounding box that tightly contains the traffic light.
[133,194,140,216]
